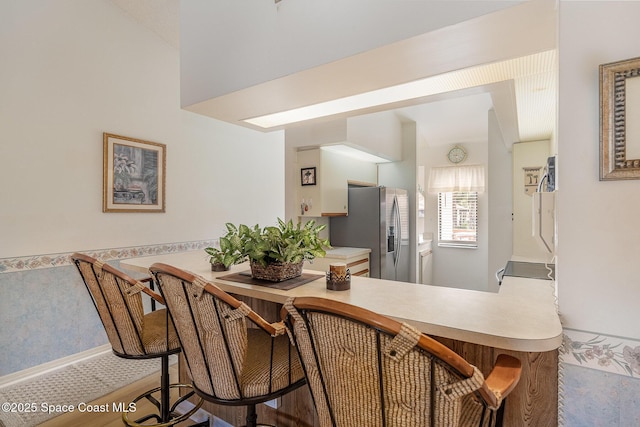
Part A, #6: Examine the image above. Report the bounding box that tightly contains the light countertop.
[322,247,371,258]
[121,250,562,353]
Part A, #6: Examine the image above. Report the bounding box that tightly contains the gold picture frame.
[600,56,640,180]
[103,133,166,212]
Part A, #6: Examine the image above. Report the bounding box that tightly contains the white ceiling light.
[244,50,556,130]
[320,145,391,164]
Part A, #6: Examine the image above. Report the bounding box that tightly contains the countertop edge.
[122,251,562,353]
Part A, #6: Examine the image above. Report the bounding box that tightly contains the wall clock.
[447,145,467,164]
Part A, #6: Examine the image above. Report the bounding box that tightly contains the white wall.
[423,141,489,290]
[347,111,403,161]
[512,140,552,260]
[0,0,284,259]
[487,109,513,291]
[180,0,517,105]
[418,108,523,293]
[557,1,640,339]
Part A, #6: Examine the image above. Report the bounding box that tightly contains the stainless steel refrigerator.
[330,186,409,282]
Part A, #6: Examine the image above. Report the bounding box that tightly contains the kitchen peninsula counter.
[121,251,561,426]
[122,250,561,352]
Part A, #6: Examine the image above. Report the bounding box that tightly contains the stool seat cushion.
[142,308,181,354]
[241,329,304,398]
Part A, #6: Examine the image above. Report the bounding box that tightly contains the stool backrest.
[150,262,292,401]
[72,253,147,356]
[284,296,498,427]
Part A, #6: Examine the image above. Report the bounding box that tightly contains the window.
[438,191,478,247]
[428,164,484,248]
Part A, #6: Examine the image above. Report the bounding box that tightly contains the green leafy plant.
[205,219,330,271]
[205,223,247,269]
[240,218,330,267]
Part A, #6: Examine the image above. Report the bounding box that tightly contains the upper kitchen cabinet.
[297,148,377,217]
[288,116,396,218]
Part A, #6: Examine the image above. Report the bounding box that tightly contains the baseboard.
[0,344,111,389]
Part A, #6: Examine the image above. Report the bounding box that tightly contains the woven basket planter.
[210,262,229,272]
[250,260,304,282]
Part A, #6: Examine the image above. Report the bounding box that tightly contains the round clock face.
[447,146,467,164]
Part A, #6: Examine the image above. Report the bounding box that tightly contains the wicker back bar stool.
[150,262,306,427]
[72,253,205,426]
[282,296,522,427]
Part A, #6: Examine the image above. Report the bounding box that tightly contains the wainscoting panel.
[561,364,640,426]
[0,266,108,376]
[0,241,214,376]
[560,329,640,426]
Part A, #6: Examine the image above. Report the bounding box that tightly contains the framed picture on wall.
[600,56,640,180]
[103,133,166,212]
[301,167,316,186]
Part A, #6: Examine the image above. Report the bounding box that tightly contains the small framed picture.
[103,133,166,212]
[301,167,316,186]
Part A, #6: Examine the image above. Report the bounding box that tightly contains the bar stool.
[283,296,523,427]
[72,253,205,426]
[150,262,306,427]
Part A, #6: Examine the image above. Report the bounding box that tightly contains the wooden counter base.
[434,338,558,427]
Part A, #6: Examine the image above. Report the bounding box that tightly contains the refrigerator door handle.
[393,195,401,267]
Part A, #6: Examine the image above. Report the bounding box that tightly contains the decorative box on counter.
[326,262,350,291]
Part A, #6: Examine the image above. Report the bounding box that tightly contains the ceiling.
[111,0,180,49]
[111,0,556,149]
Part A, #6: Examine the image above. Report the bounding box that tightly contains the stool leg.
[161,355,170,422]
[494,398,506,427]
[246,404,257,427]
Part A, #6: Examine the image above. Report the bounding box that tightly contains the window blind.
[438,191,478,247]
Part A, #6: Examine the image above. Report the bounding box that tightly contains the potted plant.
[205,223,247,271]
[239,218,330,281]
